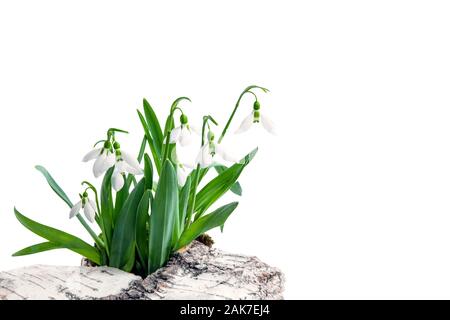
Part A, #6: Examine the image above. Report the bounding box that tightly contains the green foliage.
[148,161,178,273]
[13,86,267,277]
[175,202,238,251]
[14,208,101,264]
[109,179,146,271]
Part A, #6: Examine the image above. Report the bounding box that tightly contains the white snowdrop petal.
[88,199,97,213]
[198,144,213,168]
[179,127,193,147]
[82,148,102,162]
[123,162,143,175]
[121,150,141,172]
[69,201,82,219]
[169,126,182,143]
[112,172,125,191]
[83,202,96,223]
[235,112,254,134]
[182,162,195,169]
[103,151,116,170]
[93,154,107,178]
[177,167,187,186]
[260,114,276,134]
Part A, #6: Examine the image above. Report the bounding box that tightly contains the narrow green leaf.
[13,242,62,256]
[172,176,191,249]
[114,177,130,223]
[137,135,147,163]
[143,98,163,155]
[100,168,114,244]
[136,190,151,271]
[14,208,101,264]
[138,110,162,174]
[110,179,146,272]
[144,154,153,191]
[179,176,192,229]
[175,202,238,250]
[35,165,73,207]
[214,165,242,196]
[148,161,178,273]
[194,148,257,217]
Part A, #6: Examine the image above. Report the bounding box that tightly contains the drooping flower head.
[82,128,143,186]
[69,191,96,223]
[235,100,275,134]
[196,131,237,168]
[170,114,199,147]
[83,140,116,178]
[111,142,143,191]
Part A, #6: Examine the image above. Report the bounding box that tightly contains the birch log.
[0,241,284,300]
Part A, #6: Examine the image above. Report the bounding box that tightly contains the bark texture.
[0,242,284,300]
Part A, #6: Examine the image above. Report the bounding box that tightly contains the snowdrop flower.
[235,100,275,134]
[170,114,198,147]
[111,144,143,191]
[69,192,96,223]
[196,131,238,168]
[83,141,116,178]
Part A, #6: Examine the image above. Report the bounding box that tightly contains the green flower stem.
[185,164,201,228]
[218,85,269,144]
[82,181,110,256]
[185,116,216,227]
[162,97,191,162]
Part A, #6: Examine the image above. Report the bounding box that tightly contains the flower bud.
[113,142,121,150]
[180,114,188,125]
[253,100,261,111]
[82,191,88,198]
[104,141,112,149]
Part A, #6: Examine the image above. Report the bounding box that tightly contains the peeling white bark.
[0,242,284,300]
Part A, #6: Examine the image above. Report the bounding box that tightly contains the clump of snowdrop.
[235,100,276,135]
[13,85,271,278]
[69,191,97,223]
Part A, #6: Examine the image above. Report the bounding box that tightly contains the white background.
[1,1,450,299]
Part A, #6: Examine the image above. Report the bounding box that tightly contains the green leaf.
[13,242,62,256]
[137,135,147,163]
[143,98,163,155]
[214,165,242,196]
[194,149,257,217]
[35,165,73,207]
[14,208,101,264]
[148,161,178,274]
[179,176,192,229]
[172,176,191,249]
[114,177,130,223]
[100,167,114,245]
[175,202,238,250]
[109,179,146,272]
[138,110,162,174]
[144,154,153,191]
[136,190,152,271]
